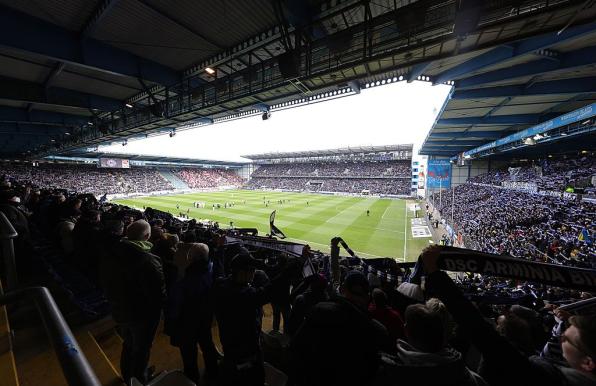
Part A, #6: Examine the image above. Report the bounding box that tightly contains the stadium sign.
[436,247,596,291]
[465,102,596,157]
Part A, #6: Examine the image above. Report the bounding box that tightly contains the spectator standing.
[290,271,391,386]
[165,243,218,384]
[213,249,288,386]
[100,220,166,384]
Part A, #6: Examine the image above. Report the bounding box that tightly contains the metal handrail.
[0,287,101,386]
[0,211,18,291]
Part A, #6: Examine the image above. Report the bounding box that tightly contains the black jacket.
[212,275,276,360]
[290,296,391,386]
[164,261,213,346]
[100,239,166,323]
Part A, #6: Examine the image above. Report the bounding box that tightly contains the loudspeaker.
[277,51,300,79]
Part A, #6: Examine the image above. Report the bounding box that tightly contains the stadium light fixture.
[561,132,568,136]
[64,132,71,136]
[205,67,216,75]
[122,140,127,146]
[398,76,403,81]
[125,103,133,108]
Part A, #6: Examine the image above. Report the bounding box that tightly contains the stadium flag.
[417,247,596,291]
[269,210,287,239]
[578,227,592,245]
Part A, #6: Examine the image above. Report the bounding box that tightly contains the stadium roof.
[1,0,595,159]
[46,151,245,167]
[420,18,596,157]
[243,144,413,160]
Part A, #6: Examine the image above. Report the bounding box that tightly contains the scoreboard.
[98,158,130,168]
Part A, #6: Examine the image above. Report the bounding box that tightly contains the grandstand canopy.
[1,0,595,160]
[44,151,245,168]
[420,18,596,157]
[243,144,413,160]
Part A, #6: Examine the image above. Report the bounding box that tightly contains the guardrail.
[0,287,101,386]
[0,212,18,292]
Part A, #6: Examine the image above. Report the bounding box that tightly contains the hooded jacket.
[372,341,487,386]
[100,239,166,323]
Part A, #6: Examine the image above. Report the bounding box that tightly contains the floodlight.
[398,75,403,81]
[561,132,568,136]
[125,103,133,108]
[205,67,216,75]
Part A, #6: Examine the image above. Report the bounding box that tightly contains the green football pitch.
[113,190,432,261]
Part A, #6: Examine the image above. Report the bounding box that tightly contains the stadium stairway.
[158,170,189,190]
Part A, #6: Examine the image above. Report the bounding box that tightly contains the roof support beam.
[44,62,66,89]
[437,113,559,126]
[430,131,504,139]
[135,0,223,50]
[433,21,596,84]
[0,106,89,126]
[0,76,123,111]
[452,77,596,99]
[81,0,120,39]
[424,140,488,146]
[0,5,180,86]
[458,46,596,89]
[433,45,515,85]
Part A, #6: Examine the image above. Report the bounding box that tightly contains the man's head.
[188,243,209,267]
[372,288,388,309]
[341,271,370,309]
[562,315,596,374]
[426,298,455,346]
[126,220,151,241]
[231,248,259,284]
[404,303,445,353]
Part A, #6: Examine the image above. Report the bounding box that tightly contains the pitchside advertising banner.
[98,158,130,168]
[426,159,451,189]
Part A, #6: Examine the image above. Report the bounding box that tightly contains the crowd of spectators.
[468,154,595,194]
[251,160,411,178]
[247,160,411,195]
[430,183,594,267]
[1,163,173,196]
[175,168,243,189]
[246,177,411,195]
[2,163,596,386]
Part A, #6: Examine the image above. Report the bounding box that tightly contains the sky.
[100,81,452,162]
